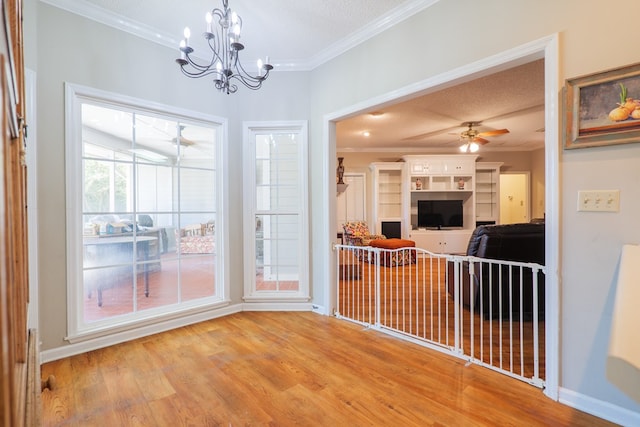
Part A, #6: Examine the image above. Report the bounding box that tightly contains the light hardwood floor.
[41,311,613,426]
[339,255,545,380]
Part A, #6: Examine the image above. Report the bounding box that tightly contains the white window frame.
[65,83,230,342]
[242,121,310,303]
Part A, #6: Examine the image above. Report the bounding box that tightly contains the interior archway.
[323,34,560,399]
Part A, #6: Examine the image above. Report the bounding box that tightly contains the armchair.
[342,221,386,246]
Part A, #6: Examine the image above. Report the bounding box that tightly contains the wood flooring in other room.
[41,311,614,426]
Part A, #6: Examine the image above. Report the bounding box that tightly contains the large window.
[243,122,309,302]
[66,84,226,339]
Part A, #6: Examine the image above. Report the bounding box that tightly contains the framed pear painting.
[565,62,640,149]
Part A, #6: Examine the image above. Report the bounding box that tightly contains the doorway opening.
[324,35,560,399]
[336,173,366,244]
[500,172,531,224]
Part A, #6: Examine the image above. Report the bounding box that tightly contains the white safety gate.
[335,244,546,388]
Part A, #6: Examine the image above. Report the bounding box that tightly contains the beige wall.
[314,0,640,418]
[25,0,640,420]
[27,2,309,350]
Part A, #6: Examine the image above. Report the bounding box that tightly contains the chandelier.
[175,0,273,94]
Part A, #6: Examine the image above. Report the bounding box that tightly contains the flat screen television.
[417,200,463,229]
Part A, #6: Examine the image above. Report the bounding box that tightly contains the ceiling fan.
[457,121,509,152]
[171,125,196,148]
[172,135,196,147]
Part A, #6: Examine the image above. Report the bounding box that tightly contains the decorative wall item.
[565,62,640,149]
[336,157,345,184]
[336,157,348,193]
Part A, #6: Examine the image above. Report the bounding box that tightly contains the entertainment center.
[370,155,502,254]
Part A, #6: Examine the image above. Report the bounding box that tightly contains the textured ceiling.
[337,59,546,152]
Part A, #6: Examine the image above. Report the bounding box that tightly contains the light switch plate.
[577,190,620,212]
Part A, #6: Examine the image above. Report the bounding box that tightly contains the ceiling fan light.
[459,143,468,152]
[469,142,479,153]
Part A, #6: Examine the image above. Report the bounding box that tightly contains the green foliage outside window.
[83,158,129,213]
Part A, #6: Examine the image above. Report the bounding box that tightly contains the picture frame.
[564,62,640,149]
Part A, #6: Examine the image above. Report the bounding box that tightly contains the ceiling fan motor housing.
[461,121,481,140]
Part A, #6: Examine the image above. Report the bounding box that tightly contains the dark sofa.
[447,222,545,319]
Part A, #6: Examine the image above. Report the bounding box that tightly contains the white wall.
[224,73,310,302]
[310,0,640,420]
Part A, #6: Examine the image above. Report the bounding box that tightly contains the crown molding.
[40,0,439,72]
[40,0,181,49]
[300,0,440,71]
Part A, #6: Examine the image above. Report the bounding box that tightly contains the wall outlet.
[577,190,620,212]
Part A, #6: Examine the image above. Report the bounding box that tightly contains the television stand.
[408,228,472,254]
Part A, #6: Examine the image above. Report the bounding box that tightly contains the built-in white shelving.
[369,155,492,254]
[402,154,478,254]
[475,162,503,226]
[370,162,404,238]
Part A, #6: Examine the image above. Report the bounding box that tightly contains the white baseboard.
[559,387,640,426]
[311,303,327,315]
[41,303,243,363]
[41,302,322,363]
[242,302,314,311]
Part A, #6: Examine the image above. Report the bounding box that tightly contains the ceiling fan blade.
[172,136,196,146]
[473,137,490,145]
[477,128,509,137]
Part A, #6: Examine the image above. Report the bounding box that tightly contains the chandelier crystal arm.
[175,0,272,94]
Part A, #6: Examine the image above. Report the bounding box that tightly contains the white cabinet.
[443,157,475,175]
[408,156,474,176]
[406,155,476,191]
[408,229,472,254]
[370,162,404,237]
[410,159,443,175]
[475,162,503,226]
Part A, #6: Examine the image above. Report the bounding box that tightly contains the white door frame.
[322,35,560,399]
